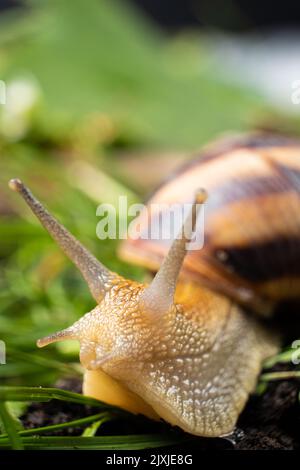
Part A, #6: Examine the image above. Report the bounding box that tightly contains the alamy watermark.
[291,340,300,365]
[0,80,6,105]
[0,340,6,365]
[291,80,300,105]
[95,197,205,250]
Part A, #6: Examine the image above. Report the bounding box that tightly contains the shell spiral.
[120,134,300,314]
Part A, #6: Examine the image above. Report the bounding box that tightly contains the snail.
[8,133,300,438]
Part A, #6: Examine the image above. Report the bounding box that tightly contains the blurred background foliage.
[0,0,299,388]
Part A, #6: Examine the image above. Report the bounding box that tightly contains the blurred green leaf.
[263,344,300,369]
[260,371,300,382]
[0,0,267,148]
[0,402,24,449]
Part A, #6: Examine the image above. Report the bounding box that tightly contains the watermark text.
[96,198,205,251]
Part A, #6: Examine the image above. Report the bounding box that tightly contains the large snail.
[8,133,300,437]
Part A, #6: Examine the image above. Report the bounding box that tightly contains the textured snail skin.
[38,275,278,436]
[79,280,277,436]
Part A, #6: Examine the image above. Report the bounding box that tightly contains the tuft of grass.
[260,371,300,382]
[0,434,188,450]
[0,386,189,449]
[0,412,113,439]
[0,402,24,450]
[257,341,300,398]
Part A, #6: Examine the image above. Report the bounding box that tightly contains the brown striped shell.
[120,134,300,315]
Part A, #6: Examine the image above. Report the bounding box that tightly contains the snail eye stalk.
[9,178,117,302]
[140,189,207,319]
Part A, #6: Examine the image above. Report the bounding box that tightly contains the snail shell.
[120,134,300,314]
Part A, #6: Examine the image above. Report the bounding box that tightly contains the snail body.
[9,133,300,437]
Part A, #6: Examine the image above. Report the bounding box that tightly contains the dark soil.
[20,369,300,450]
[235,378,299,449]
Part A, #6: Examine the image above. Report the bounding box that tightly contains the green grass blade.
[263,347,299,368]
[0,434,187,450]
[0,386,124,412]
[0,412,113,439]
[260,371,300,381]
[0,402,24,450]
[82,417,108,437]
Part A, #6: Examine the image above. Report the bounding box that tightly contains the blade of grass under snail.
[0,386,190,449]
[0,412,113,440]
[0,386,125,411]
[0,434,188,450]
[0,402,24,450]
